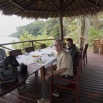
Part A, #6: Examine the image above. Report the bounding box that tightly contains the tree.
[10,20,46,38]
[88,27,103,47]
[12,30,54,50]
[34,30,54,49]
[12,31,35,50]
[64,17,80,47]
[10,14,103,49]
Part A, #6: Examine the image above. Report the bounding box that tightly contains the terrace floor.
[0,49,103,103]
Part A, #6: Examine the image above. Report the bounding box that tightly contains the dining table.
[16,46,57,80]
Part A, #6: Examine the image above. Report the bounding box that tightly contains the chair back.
[75,56,82,81]
[83,43,88,58]
[41,44,46,49]
[72,51,82,82]
[25,47,35,53]
[84,44,88,53]
[9,49,22,56]
[73,51,81,69]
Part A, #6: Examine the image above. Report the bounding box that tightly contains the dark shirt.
[68,44,79,69]
[68,44,78,61]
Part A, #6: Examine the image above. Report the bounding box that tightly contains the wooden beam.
[0,45,12,50]
[65,4,100,13]
[9,0,25,10]
[63,0,76,10]
[24,9,57,13]
[59,12,63,41]
[59,0,63,10]
[58,0,63,41]
[96,0,100,5]
[85,0,94,13]
[25,0,38,9]
[71,3,79,16]
[42,0,54,7]
[87,0,100,7]
[74,0,86,15]
[50,0,59,11]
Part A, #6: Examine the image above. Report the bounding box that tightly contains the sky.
[0,11,34,36]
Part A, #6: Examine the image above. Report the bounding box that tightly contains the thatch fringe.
[0,0,103,18]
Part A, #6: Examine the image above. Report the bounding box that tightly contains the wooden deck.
[0,50,103,103]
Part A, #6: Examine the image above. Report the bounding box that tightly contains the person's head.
[54,39,63,52]
[66,38,73,48]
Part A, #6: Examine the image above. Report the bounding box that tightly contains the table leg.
[40,67,45,80]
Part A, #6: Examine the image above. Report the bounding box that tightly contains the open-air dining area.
[0,0,103,103]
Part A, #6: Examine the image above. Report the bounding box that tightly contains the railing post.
[31,41,34,47]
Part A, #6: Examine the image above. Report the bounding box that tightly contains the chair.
[73,51,82,72]
[82,44,88,66]
[50,56,82,103]
[25,46,35,53]
[9,49,22,56]
[41,44,46,49]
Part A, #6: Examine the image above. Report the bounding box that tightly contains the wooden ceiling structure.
[0,0,103,40]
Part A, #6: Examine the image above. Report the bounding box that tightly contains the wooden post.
[40,67,45,80]
[31,41,34,47]
[58,12,63,41]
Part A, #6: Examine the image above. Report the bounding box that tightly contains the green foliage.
[12,30,54,50]
[64,18,79,47]
[10,14,103,49]
[10,20,46,38]
[10,18,59,38]
[88,27,103,47]
[34,30,54,49]
[12,31,35,50]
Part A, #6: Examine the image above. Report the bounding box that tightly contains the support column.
[58,12,63,41]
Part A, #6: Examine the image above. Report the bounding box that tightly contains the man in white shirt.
[37,39,73,103]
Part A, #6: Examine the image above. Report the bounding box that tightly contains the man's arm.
[53,68,67,75]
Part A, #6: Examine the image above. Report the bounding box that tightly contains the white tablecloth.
[16,46,57,68]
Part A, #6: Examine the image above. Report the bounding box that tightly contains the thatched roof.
[0,0,103,18]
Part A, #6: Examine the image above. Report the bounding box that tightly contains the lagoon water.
[0,36,18,49]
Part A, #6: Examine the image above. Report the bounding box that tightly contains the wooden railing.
[0,39,55,53]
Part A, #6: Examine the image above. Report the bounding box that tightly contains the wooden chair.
[25,46,35,53]
[9,49,22,56]
[50,56,82,103]
[73,51,82,72]
[82,44,88,66]
[41,44,46,49]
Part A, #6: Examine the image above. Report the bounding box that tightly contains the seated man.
[66,38,79,67]
[37,39,73,103]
